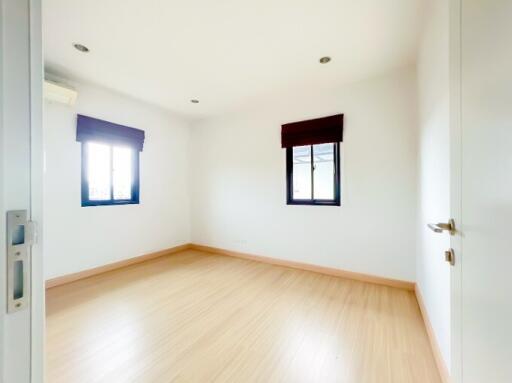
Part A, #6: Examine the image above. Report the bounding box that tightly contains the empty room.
[1,0,512,382]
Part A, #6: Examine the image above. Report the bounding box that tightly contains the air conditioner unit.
[44,80,77,106]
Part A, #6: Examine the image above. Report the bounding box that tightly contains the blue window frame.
[76,115,145,207]
[81,141,140,206]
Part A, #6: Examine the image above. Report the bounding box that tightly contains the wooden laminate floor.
[46,250,441,383]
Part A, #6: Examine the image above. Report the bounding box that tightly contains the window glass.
[83,141,139,206]
[113,146,133,200]
[292,145,312,199]
[313,143,335,200]
[286,142,340,206]
[87,142,111,201]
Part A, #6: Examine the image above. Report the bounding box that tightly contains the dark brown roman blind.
[281,114,343,148]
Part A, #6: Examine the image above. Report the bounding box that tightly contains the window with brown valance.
[281,114,343,148]
[281,114,343,206]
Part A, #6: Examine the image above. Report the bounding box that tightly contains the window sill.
[81,200,139,207]
[287,199,340,206]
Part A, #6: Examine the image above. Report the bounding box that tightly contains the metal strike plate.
[6,210,31,313]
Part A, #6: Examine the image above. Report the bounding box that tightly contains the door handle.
[427,219,456,235]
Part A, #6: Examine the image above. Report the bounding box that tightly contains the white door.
[451,0,512,382]
[0,0,44,382]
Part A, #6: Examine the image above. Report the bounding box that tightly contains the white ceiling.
[43,0,426,119]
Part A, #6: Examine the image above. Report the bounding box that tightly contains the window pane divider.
[109,144,114,201]
[310,144,314,200]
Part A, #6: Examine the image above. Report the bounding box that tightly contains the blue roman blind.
[76,114,145,151]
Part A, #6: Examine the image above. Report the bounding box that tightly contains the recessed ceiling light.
[190,99,199,104]
[73,43,89,53]
[319,56,331,64]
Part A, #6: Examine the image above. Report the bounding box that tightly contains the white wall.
[44,81,191,279]
[190,68,418,282]
[416,0,451,372]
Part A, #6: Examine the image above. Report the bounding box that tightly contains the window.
[281,114,343,206]
[76,115,145,207]
[81,142,139,206]
[286,142,341,206]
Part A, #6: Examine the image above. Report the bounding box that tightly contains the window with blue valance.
[76,115,144,207]
[76,114,145,151]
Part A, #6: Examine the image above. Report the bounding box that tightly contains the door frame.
[0,0,44,381]
[449,0,462,381]
[29,0,45,381]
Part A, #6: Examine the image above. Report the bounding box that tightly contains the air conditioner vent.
[44,80,77,106]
